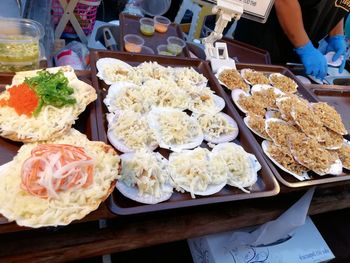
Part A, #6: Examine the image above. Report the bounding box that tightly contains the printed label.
[241,0,273,17]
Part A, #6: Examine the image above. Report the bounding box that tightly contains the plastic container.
[157,44,175,56]
[167,36,186,56]
[140,0,171,17]
[154,16,171,33]
[124,34,144,53]
[141,46,155,55]
[0,18,44,72]
[139,18,155,36]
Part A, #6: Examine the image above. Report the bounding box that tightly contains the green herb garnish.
[24,70,77,116]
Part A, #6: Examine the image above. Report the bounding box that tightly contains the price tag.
[241,0,275,23]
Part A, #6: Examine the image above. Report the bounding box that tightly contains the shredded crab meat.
[136,62,173,81]
[198,114,236,139]
[110,111,157,150]
[336,143,350,168]
[189,87,218,113]
[243,70,269,85]
[158,112,201,145]
[247,113,270,139]
[103,66,142,85]
[292,100,326,141]
[175,67,207,86]
[270,74,297,93]
[169,148,226,198]
[238,94,266,116]
[114,86,156,113]
[219,69,249,92]
[121,150,169,197]
[288,133,337,174]
[266,121,300,147]
[312,102,347,135]
[267,143,308,175]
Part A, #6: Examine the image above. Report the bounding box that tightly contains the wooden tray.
[90,50,280,215]
[221,37,271,65]
[119,13,190,57]
[219,64,350,188]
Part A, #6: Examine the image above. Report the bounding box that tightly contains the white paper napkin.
[229,187,315,247]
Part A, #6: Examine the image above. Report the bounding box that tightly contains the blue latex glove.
[295,41,328,80]
[325,34,347,73]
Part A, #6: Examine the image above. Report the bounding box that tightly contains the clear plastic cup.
[124,34,144,53]
[154,16,171,33]
[0,17,44,72]
[141,46,155,54]
[166,36,186,56]
[140,18,155,36]
[157,44,175,56]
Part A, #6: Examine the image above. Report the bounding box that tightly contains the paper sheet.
[229,187,315,247]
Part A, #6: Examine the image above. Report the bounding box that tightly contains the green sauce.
[167,44,182,56]
[0,36,39,72]
[140,24,155,36]
[159,51,175,56]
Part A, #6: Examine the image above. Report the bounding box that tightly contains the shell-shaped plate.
[117,152,173,204]
[189,94,225,115]
[194,112,239,144]
[243,116,270,140]
[147,107,204,152]
[342,139,350,170]
[107,111,158,153]
[261,140,310,181]
[211,143,260,192]
[231,89,250,114]
[103,82,139,113]
[168,149,227,197]
[269,73,298,93]
[215,66,250,92]
[96,58,133,85]
[264,118,290,146]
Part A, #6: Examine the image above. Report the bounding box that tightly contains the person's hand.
[294,41,328,79]
[326,35,347,73]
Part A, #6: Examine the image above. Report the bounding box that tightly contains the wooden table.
[1,78,349,262]
[1,181,350,262]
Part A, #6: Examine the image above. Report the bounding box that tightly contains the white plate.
[325,51,343,67]
[341,139,350,170]
[103,82,139,113]
[189,94,226,115]
[215,66,250,92]
[117,152,173,204]
[243,116,270,140]
[289,143,343,176]
[231,89,250,114]
[194,112,239,144]
[268,73,298,93]
[147,107,204,152]
[261,140,310,181]
[96,58,134,85]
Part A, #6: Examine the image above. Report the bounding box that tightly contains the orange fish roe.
[0,99,7,107]
[7,83,39,116]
